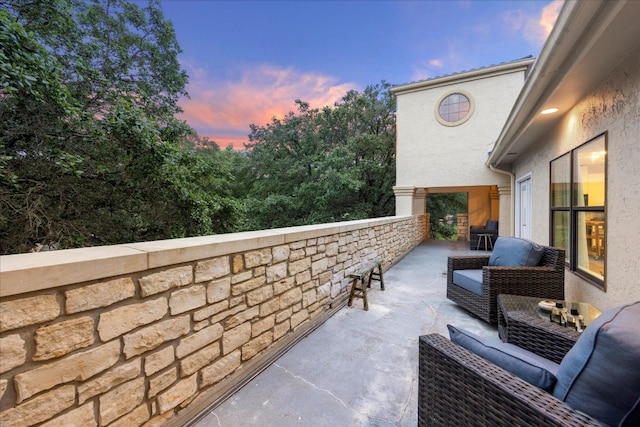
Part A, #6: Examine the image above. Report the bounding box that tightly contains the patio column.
[413,188,427,215]
[497,184,512,236]
[393,186,416,216]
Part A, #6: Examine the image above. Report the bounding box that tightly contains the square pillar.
[393,186,416,216]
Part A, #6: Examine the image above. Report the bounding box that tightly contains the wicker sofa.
[418,334,606,427]
[419,301,640,427]
[447,237,565,324]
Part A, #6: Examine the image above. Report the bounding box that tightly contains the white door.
[516,175,532,239]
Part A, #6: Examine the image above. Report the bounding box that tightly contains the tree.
[427,193,468,239]
[239,82,396,231]
[333,83,396,219]
[0,1,399,253]
[1,0,239,254]
[4,0,187,119]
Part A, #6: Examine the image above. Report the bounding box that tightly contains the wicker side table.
[497,294,601,364]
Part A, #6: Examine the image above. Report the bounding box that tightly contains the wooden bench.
[347,258,384,311]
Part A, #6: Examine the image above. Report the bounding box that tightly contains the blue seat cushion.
[552,301,640,426]
[452,269,483,296]
[448,325,559,392]
[489,237,544,267]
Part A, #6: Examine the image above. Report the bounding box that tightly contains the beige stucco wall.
[395,70,525,190]
[511,47,640,311]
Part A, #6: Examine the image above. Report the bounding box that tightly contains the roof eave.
[390,57,534,96]
[488,0,640,168]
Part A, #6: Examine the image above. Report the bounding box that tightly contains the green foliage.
[427,193,467,240]
[0,0,401,254]
[0,0,238,254]
[0,9,71,105]
[239,82,396,231]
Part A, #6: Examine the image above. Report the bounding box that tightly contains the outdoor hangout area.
[1,217,639,426]
[436,236,639,427]
[193,237,639,427]
[0,215,428,426]
[193,239,497,426]
[2,2,640,425]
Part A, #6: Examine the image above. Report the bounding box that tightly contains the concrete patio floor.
[193,239,499,427]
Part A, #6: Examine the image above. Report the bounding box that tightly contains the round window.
[435,91,474,126]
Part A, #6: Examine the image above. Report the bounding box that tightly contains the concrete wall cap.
[0,216,414,297]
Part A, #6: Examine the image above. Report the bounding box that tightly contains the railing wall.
[0,215,428,426]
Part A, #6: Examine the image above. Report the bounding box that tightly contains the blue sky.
[159,0,562,148]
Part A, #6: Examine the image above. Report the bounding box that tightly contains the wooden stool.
[347,259,384,311]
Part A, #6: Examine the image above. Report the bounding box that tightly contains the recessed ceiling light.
[541,107,559,115]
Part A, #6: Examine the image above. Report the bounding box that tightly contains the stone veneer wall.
[0,215,427,427]
[456,214,468,241]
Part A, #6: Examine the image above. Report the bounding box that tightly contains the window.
[435,91,474,126]
[550,133,606,288]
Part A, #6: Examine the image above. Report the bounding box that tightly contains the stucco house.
[391,57,533,238]
[391,0,640,312]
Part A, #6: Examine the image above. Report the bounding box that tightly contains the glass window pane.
[551,154,570,207]
[438,93,471,123]
[573,136,606,207]
[576,211,605,280]
[550,134,606,287]
[552,211,570,258]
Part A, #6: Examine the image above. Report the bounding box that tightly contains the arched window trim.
[435,90,475,126]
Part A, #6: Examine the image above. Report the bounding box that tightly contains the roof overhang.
[390,57,534,96]
[488,0,640,169]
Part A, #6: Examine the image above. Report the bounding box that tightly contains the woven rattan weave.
[446,246,565,324]
[497,294,601,363]
[418,334,606,427]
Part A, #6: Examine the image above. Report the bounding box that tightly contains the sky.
[159,0,563,149]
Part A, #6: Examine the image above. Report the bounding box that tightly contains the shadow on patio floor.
[194,239,497,427]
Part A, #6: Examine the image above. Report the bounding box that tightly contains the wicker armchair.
[447,244,565,324]
[418,334,606,427]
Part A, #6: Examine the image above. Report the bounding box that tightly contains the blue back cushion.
[486,220,498,231]
[552,302,640,426]
[489,237,544,267]
[448,325,559,392]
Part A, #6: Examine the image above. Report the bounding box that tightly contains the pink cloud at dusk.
[499,0,562,46]
[411,53,462,82]
[409,1,561,83]
[538,0,563,38]
[177,63,358,150]
[201,136,249,151]
[429,59,444,68]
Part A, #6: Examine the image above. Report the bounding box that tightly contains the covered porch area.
[394,185,507,244]
[190,240,497,426]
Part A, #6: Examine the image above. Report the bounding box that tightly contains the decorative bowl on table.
[538,300,556,312]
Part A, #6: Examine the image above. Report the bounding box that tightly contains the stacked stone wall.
[0,215,427,426]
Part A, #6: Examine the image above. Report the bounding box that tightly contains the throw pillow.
[447,324,559,392]
[489,237,544,267]
[552,301,640,426]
